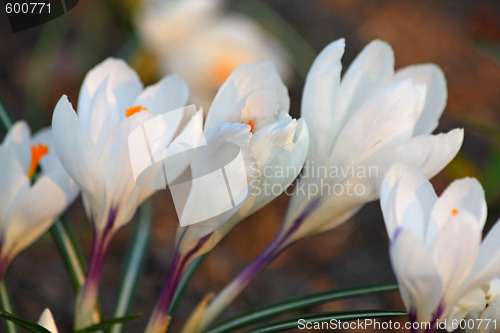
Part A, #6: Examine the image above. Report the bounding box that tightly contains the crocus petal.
[52,95,106,219]
[446,287,486,331]
[100,111,155,230]
[464,221,500,293]
[330,79,421,167]
[0,147,30,228]
[38,309,59,333]
[301,38,344,164]
[391,228,442,322]
[380,163,437,240]
[78,58,143,129]
[5,175,67,258]
[431,178,487,232]
[431,212,481,309]
[338,40,394,133]
[394,64,447,136]
[134,74,189,115]
[205,62,289,131]
[2,121,31,172]
[365,129,464,191]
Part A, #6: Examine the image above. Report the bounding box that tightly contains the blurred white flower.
[283,38,463,242]
[380,163,500,331]
[137,0,292,109]
[52,57,191,329]
[0,121,78,279]
[38,308,59,333]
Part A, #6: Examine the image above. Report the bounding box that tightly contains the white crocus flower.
[178,61,309,257]
[283,38,463,242]
[465,278,500,333]
[380,163,500,332]
[145,62,307,333]
[0,121,78,280]
[52,58,191,329]
[137,0,291,109]
[38,308,59,333]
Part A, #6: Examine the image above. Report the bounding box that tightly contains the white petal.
[431,178,487,232]
[205,62,289,131]
[331,80,421,166]
[365,129,464,192]
[2,120,31,172]
[134,74,189,115]
[100,111,155,230]
[0,147,30,228]
[446,288,486,331]
[380,163,437,240]
[394,64,447,135]
[52,95,105,219]
[77,58,143,128]
[390,228,442,322]
[5,175,67,258]
[301,38,344,164]
[464,220,500,293]
[431,212,481,309]
[38,308,59,333]
[338,40,394,133]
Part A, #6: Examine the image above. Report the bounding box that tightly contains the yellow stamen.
[28,144,49,179]
[126,105,147,117]
[241,120,254,133]
[452,208,459,216]
[212,57,238,84]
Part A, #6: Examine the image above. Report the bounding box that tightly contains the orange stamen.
[242,120,254,133]
[126,105,147,117]
[28,144,49,179]
[451,208,458,216]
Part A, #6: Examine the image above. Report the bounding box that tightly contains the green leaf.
[50,217,87,292]
[0,311,51,333]
[245,309,407,333]
[206,283,398,333]
[0,282,18,333]
[75,313,142,333]
[111,200,152,333]
[0,100,14,133]
[168,254,206,316]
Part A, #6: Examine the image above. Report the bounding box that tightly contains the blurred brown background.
[1,0,500,332]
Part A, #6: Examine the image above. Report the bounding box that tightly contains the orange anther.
[28,144,49,179]
[126,105,147,117]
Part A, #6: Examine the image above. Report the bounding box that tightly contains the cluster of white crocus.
[136,0,291,109]
[381,163,500,331]
[0,121,78,279]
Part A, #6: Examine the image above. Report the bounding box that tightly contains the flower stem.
[74,231,113,330]
[145,234,211,333]
[196,199,319,332]
[0,281,18,333]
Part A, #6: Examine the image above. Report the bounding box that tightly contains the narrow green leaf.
[0,282,18,333]
[0,311,50,333]
[75,313,142,333]
[245,309,407,333]
[0,100,14,133]
[49,217,87,292]
[111,200,152,333]
[206,283,398,333]
[168,254,206,316]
